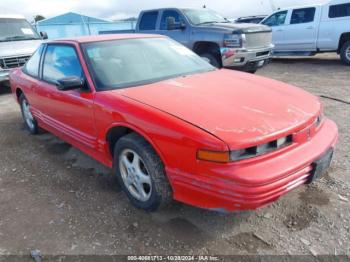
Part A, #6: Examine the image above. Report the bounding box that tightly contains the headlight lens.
[223,34,242,48]
[198,135,293,163]
[230,135,293,161]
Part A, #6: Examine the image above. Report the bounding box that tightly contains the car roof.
[51,34,165,44]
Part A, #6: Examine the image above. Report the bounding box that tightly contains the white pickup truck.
[0,14,46,85]
[260,0,350,65]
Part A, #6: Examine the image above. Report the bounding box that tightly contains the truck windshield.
[83,37,215,91]
[0,18,41,42]
[182,9,228,25]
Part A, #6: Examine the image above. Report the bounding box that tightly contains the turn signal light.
[197,150,230,163]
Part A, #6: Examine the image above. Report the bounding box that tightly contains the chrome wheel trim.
[119,149,152,202]
[22,99,35,130]
[346,46,350,61]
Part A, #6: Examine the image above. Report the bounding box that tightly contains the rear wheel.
[200,53,221,68]
[340,41,350,65]
[19,94,38,134]
[113,133,172,211]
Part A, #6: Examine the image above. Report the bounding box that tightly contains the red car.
[10,34,338,212]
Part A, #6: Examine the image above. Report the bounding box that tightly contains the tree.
[34,15,45,22]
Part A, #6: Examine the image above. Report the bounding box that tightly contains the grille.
[244,32,272,49]
[0,55,31,69]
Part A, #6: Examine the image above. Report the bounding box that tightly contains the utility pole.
[268,0,277,12]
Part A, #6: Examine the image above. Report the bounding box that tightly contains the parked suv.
[135,8,274,73]
[0,14,45,85]
[261,0,350,65]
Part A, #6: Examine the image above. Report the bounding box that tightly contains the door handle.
[276,29,283,32]
[306,26,314,29]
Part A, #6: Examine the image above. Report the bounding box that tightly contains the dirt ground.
[0,53,349,258]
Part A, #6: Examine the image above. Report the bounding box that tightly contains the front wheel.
[19,94,38,134]
[113,133,172,211]
[340,41,350,66]
[200,53,222,68]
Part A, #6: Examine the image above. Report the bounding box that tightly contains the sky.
[1,0,327,21]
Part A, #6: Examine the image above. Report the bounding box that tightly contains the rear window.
[139,11,158,30]
[329,3,350,18]
[291,8,316,24]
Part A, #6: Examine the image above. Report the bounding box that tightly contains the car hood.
[0,39,43,58]
[200,22,271,33]
[118,70,321,149]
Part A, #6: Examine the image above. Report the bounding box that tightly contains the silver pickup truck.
[0,14,45,85]
[135,8,274,73]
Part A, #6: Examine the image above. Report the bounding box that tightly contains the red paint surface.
[10,35,338,212]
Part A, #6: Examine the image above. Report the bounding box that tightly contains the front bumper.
[220,45,274,70]
[168,118,338,212]
[0,69,10,83]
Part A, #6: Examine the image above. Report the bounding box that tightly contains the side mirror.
[166,17,176,30]
[40,31,48,40]
[56,76,84,91]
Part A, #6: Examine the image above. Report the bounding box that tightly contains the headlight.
[230,135,293,161]
[223,33,242,48]
[197,135,293,163]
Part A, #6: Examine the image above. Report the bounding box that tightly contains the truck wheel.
[113,133,172,211]
[247,69,257,74]
[340,41,350,65]
[19,94,38,134]
[200,53,221,68]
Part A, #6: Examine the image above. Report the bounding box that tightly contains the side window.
[42,45,83,84]
[262,11,288,26]
[24,44,44,78]
[291,8,316,24]
[139,11,159,30]
[329,3,350,18]
[160,10,183,30]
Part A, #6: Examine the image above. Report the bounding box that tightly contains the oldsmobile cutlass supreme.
[9,34,338,212]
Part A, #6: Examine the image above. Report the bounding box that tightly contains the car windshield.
[82,37,215,91]
[0,18,41,42]
[182,9,228,25]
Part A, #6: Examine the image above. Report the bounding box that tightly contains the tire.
[340,41,350,66]
[247,69,257,74]
[113,133,172,211]
[19,94,38,134]
[200,53,222,68]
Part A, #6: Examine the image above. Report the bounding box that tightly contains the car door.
[158,9,190,47]
[261,10,289,51]
[35,43,96,149]
[282,7,319,51]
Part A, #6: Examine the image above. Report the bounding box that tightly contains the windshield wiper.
[4,35,39,41]
[196,21,219,25]
[197,21,229,25]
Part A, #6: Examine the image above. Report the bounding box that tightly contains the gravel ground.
[0,53,349,257]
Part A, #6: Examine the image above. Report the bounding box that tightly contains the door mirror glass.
[166,17,176,30]
[56,76,83,91]
[40,31,48,39]
[166,17,186,30]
